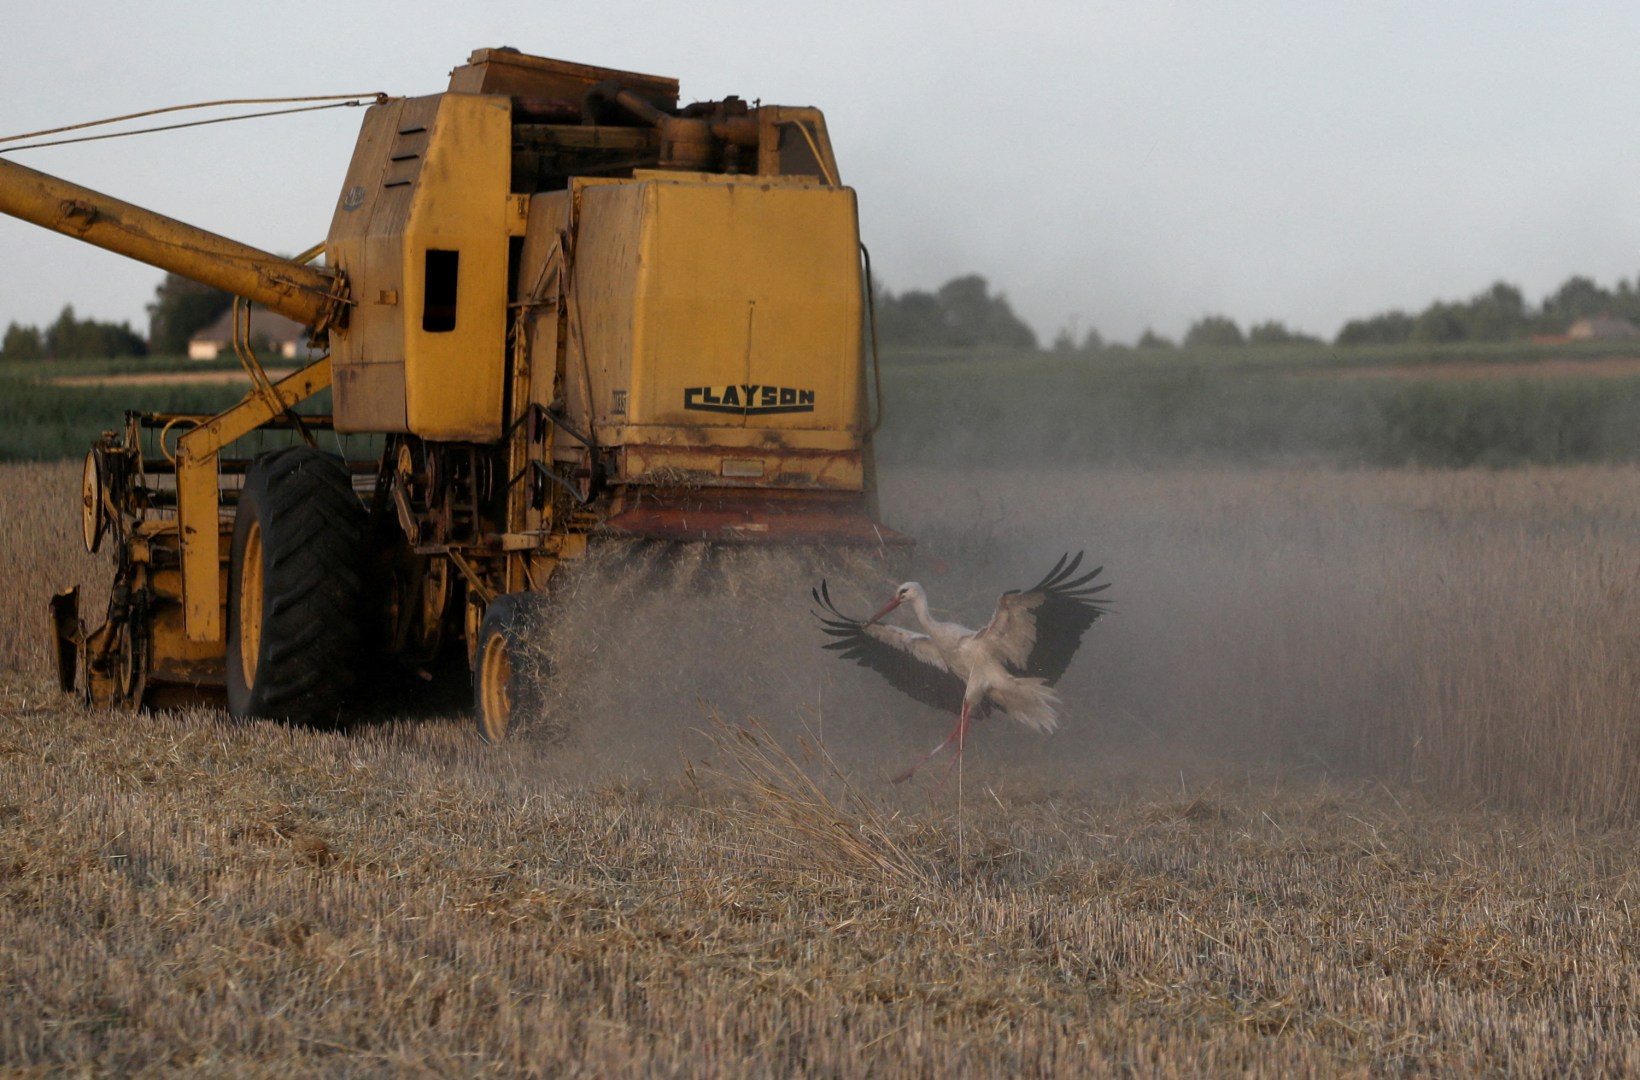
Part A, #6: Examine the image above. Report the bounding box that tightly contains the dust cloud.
[513,540,929,783]
[492,458,1640,815]
[504,464,1399,794]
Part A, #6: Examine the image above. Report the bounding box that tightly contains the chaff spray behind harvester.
[4,48,902,738]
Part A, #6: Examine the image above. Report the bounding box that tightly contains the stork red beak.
[865,595,902,626]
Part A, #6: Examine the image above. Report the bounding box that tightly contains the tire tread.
[228,447,366,724]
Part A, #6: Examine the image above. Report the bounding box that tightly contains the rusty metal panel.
[448,49,678,111]
[601,489,909,545]
[756,107,842,184]
[147,565,227,687]
[147,603,227,687]
[620,444,863,492]
[599,424,858,453]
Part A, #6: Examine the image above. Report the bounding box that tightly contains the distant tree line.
[1,306,146,361]
[1333,276,1640,346]
[1,273,235,362]
[873,275,1038,350]
[876,270,1640,354]
[1139,274,1640,353]
[1073,317,1321,352]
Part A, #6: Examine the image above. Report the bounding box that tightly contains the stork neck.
[908,590,935,632]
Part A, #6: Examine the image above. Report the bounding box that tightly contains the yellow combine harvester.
[1,48,898,738]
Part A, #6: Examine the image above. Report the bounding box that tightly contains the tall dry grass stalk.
[0,460,108,675]
[1367,510,1640,819]
[881,464,1640,820]
[687,712,938,890]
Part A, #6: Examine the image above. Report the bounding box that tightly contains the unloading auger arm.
[0,154,353,642]
[0,155,347,333]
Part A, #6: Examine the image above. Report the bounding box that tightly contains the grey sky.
[4,1,1640,345]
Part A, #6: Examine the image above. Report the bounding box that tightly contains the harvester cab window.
[423,249,460,332]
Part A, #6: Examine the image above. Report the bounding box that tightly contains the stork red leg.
[892,699,972,785]
[934,699,974,790]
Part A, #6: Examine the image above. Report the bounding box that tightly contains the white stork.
[813,553,1112,782]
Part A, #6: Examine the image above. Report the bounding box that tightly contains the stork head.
[867,581,923,626]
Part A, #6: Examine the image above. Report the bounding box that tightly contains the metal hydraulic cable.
[0,93,388,153]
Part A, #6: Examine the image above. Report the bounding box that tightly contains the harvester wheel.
[115,620,147,709]
[474,591,545,743]
[227,447,365,725]
[81,449,106,554]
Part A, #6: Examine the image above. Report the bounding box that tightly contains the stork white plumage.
[813,553,1112,782]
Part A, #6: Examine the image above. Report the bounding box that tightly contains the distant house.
[1566,315,1640,341]
[187,309,311,361]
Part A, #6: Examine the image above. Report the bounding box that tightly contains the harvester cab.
[3,48,901,738]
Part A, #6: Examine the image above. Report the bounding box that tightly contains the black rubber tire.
[227,447,366,724]
[473,591,546,743]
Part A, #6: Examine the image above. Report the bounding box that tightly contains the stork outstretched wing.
[811,580,966,713]
[977,552,1112,685]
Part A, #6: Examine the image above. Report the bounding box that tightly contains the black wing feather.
[1013,551,1113,684]
[811,580,966,713]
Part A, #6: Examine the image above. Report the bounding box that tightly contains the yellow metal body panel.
[568,175,864,489]
[327,94,513,440]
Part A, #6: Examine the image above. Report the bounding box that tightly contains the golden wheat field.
[4,459,1640,1076]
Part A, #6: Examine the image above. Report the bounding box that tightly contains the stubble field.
[4,458,1640,1075]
